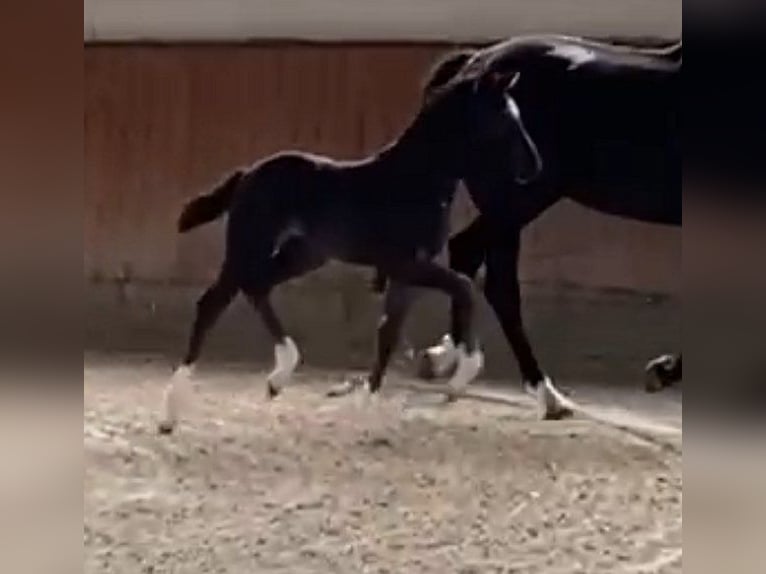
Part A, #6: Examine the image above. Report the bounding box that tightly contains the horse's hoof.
[157,421,175,435]
[645,376,663,394]
[415,335,459,380]
[267,381,281,400]
[326,377,363,398]
[537,378,574,421]
[644,355,677,393]
[445,345,483,395]
[541,403,574,421]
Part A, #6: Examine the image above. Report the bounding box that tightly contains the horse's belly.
[320,204,450,264]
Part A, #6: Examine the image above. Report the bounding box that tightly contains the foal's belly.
[314,202,451,265]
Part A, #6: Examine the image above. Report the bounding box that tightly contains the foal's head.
[419,53,543,184]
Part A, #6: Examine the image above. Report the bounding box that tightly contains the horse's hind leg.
[251,297,299,399]
[159,268,239,434]
[483,235,571,419]
[240,236,325,398]
[328,283,412,402]
[366,283,412,394]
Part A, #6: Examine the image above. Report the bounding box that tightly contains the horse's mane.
[422,48,479,95]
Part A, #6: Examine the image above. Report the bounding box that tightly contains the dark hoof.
[267,381,281,400]
[537,378,575,421]
[157,421,175,435]
[645,376,664,394]
[542,404,574,421]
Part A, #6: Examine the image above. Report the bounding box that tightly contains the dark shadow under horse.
[157,66,543,434]
[413,35,682,402]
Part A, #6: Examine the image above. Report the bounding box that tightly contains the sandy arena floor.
[84,354,682,574]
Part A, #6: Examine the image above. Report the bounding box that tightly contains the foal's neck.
[372,112,458,182]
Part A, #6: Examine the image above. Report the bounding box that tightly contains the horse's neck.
[372,118,456,184]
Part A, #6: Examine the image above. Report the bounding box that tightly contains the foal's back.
[228,149,455,265]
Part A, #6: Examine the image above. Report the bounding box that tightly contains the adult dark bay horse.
[157,67,542,434]
[413,35,681,415]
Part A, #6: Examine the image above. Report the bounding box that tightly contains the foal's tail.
[178,169,244,232]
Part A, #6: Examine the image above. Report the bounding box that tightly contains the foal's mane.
[422,49,479,93]
[420,48,489,106]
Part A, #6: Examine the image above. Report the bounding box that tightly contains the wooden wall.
[84,43,680,294]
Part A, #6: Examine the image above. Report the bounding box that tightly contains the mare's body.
[417,35,681,395]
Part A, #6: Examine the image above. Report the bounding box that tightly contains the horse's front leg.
[419,222,546,389]
[483,233,572,419]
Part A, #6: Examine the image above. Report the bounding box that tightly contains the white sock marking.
[160,364,195,430]
[523,380,538,397]
[425,334,459,377]
[536,376,568,419]
[446,344,484,393]
[267,337,300,392]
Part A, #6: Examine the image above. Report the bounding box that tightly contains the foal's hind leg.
[328,283,412,402]
[355,283,412,395]
[240,237,326,398]
[159,269,239,434]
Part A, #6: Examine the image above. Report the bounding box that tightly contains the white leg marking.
[354,379,378,410]
[159,364,195,432]
[267,337,300,394]
[446,344,484,393]
[536,376,571,420]
[425,334,459,377]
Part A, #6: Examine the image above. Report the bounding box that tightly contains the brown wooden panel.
[85,43,447,283]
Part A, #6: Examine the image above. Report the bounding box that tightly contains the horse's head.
[422,59,543,185]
